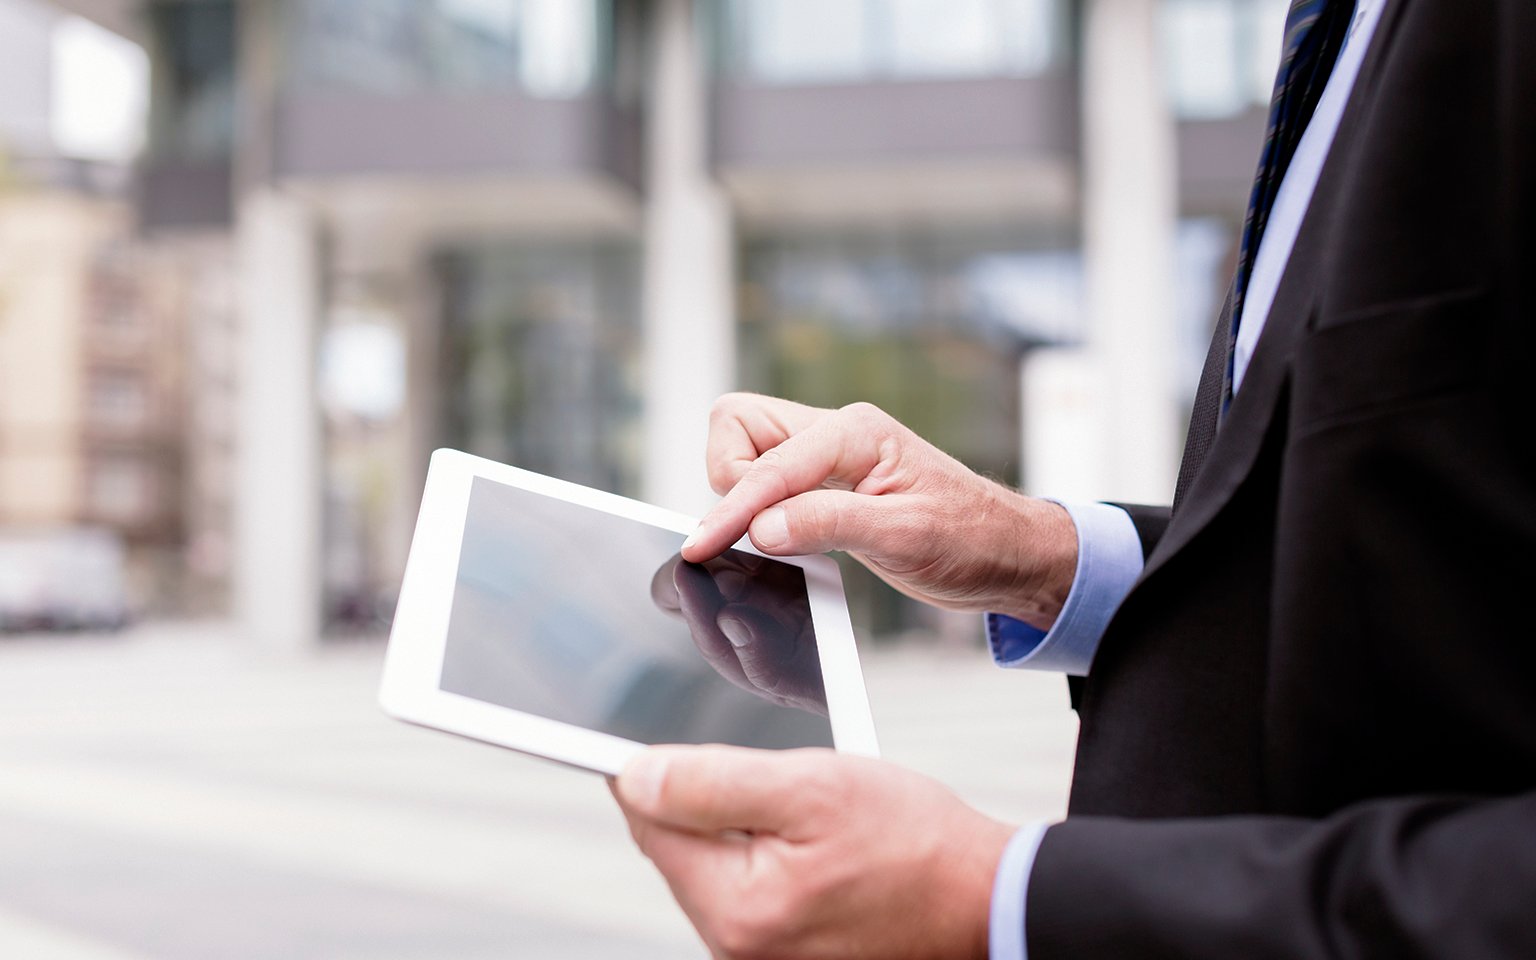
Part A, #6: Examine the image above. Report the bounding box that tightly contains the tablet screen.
[438,476,834,750]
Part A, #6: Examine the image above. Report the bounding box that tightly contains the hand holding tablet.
[380,449,879,775]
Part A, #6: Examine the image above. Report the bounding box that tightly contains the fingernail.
[718,617,752,648]
[619,752,667,811]
[752,507,789,549]
[681,525,702,552]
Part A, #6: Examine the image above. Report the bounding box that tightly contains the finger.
[612,784,746,934]
[615,745,839,837]
[633,819,744,881]
[685,406,897,562]
[704,394,828,497]
[745,487,924,559]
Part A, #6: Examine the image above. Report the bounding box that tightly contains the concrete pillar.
[1075,0,1181,503]
[398,254,441,583]
[640,0,736,516]
[234,188,324,651]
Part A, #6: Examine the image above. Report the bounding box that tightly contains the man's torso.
[1070,0,1536,820]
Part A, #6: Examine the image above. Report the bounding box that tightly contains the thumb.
[746,488,923,558]
[615,745,835,838]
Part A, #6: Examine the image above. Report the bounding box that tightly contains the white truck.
[0,528,130,632]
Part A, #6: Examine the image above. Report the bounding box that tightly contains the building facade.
[0,0,233,620]
[48,0,1284,644]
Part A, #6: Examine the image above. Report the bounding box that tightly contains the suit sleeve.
[1106,503,1170,561]
[1027,792,1536,958]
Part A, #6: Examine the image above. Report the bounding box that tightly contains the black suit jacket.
[1028,1,1536,956]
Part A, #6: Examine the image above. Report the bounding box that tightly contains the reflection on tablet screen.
[439,477,834,750]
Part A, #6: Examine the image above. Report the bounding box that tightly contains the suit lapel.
[1172,283,1233,516]
[1136,0,1413,584]
[1140,271,1309,579]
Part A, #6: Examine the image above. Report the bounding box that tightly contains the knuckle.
[712,391,769,424]
[710,392,747,421]
[790,496,835,547]
[751,444,786,470]
[719,448,782,500]
[741,450,792,497]
[707,470,740,498]
[838,400,888,429]
[705,451,741,487]
[909,504,942,544]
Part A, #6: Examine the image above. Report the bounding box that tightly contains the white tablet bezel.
[380,448,880,775]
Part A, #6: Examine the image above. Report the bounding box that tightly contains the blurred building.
[38,0,1285,645]
[0,185,191,612]
[0,0,210,617]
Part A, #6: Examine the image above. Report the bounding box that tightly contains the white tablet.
[380,448,880,775]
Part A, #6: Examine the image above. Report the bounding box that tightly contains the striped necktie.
[1224,0,1356,409]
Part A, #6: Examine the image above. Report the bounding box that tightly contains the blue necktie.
[1224,0,1357,410]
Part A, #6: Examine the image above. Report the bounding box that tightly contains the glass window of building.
[88,456,150,521]
[1163,0,1289,119]
[284,0,604,98]
[725,0,873,85]
[886,0,1058,78]
[739,229,1081,485]
[1173,218,1238,398]
[89,368,150,429]
[51,15,150,162]
[316,282,410,634]
[1163,0,1245,118]
[435,240,641,496]
[319,310,406,423]
[516,0,599,97]
[146,0,236,161]
[91,241,147,337]
[721,0,1066,85]
[737,228,1081,636]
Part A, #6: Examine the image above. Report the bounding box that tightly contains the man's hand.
[680,393,1077,631]
[612,745,1014,960]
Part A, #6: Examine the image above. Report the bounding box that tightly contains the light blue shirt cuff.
[986,501,1145,676]
[990,821,1051,960]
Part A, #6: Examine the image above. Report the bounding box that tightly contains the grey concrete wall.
[712,74,1078,169]
[1178,108,1267,218]
[138,159,233,230]
[272,91,643,190]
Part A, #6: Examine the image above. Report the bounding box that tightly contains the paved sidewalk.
[0,623,1076,959]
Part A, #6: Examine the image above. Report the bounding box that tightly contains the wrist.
[933,814,1017,960]
[991,494,1077,632]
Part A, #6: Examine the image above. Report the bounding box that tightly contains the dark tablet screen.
[438,476,834,750]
